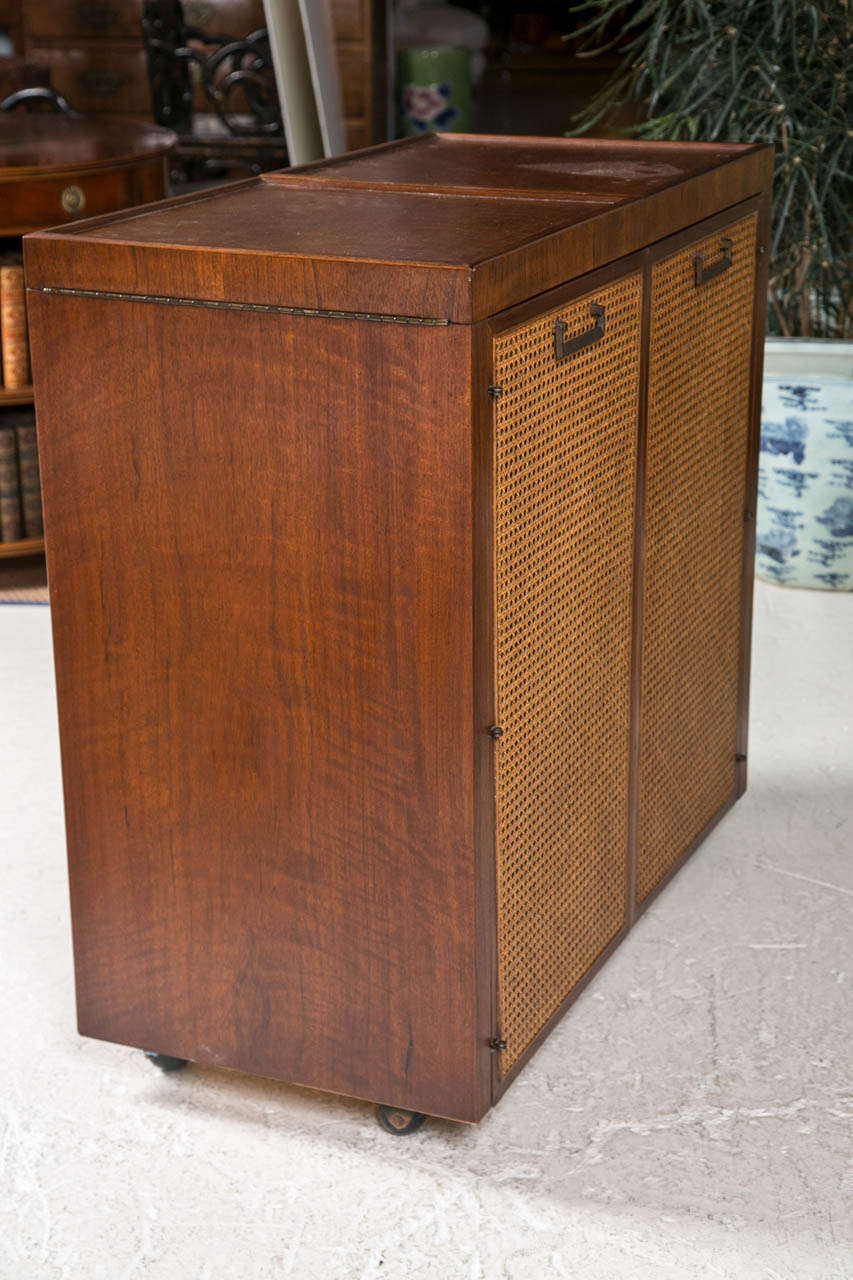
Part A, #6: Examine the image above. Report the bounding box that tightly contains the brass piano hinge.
[38,286,453,327]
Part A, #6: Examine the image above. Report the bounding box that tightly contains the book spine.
[15,423,43,539]
[0,425,23,542]
[0,265,30,389]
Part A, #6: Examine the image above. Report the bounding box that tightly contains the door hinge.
[489,1036,507,1053]
[488,384,503,399]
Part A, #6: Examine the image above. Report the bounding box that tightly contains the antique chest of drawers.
[25,134,772,1129]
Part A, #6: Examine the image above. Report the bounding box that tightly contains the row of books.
[0,409,43,542]
[0,255,30,390]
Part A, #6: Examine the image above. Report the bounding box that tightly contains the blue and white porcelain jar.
[757,340,853,589]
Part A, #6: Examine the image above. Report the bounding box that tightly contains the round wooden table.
[0,114,177,236]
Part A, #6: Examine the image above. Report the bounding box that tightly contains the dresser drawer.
[27,0,364,42]
[29,45,151,115]
[27,0,143,40]
[1,156,167,234]
[27,0,267,40]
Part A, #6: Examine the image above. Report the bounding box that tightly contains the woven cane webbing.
[636,215,757,905]
[493,274,641,1074]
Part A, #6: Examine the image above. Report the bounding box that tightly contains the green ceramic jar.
[397,45,471,136]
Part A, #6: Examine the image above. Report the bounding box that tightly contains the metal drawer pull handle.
[554,304,605,359]
[694,237,733,286]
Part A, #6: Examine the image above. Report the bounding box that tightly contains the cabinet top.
[281,133,765,201]
[24,134,773,324]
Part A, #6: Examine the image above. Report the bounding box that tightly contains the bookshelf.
[0,331,42,568]
[0,535,43,558]
[0,384,34,406]
[0,380,43,559]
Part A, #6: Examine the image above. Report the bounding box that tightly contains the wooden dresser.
[0,112,174,581]
[7,0,388,150]
[25,135,772,1129]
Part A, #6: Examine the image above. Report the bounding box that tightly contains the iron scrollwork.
[142,0,286,174]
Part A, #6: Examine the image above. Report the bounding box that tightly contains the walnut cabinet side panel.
[28,291,487,1123]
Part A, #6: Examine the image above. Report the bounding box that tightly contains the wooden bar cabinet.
[25,134,773,1130]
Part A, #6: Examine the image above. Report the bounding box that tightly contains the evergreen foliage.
[569,1,852,337]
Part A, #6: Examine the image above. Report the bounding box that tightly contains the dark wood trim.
[642,193,764,267]
[471,318,499,1117]
[736,193,771,798]
[485,244,649,335]
[626,250,652,928]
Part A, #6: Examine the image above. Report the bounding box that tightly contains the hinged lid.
[24,134,772,324]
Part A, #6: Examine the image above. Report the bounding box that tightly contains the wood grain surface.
[29,291,487,1122]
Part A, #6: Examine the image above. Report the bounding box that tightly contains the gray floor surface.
[0,582,850,1279]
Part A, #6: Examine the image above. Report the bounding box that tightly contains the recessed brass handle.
[694,237,733,286]
[554,304,606,360]
[60,185,86,215]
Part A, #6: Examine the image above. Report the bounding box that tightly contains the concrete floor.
[0,583,850,1280]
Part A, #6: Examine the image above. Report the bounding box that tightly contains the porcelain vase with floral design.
[397,45,471,136]
[757,340,853,590]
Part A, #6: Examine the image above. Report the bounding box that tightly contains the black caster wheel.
[143,1050,188,1073]
[377,1104,426,1135]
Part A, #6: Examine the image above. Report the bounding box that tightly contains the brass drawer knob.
[60,185,86,216]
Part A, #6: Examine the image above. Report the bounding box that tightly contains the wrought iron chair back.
[141,0,287,176]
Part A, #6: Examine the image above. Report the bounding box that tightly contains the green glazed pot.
[397,45,471,136]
